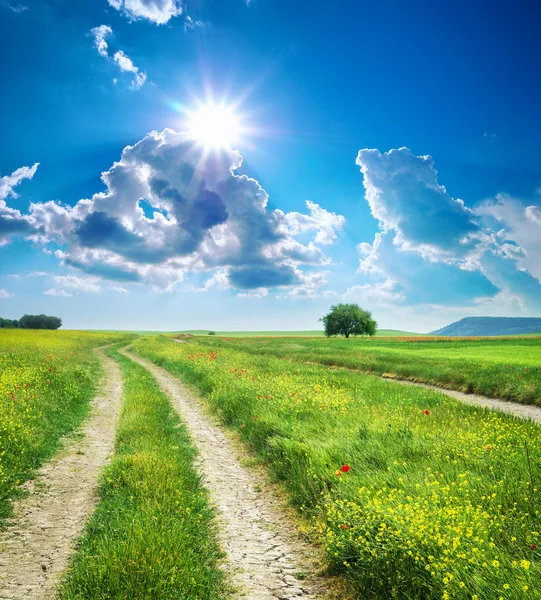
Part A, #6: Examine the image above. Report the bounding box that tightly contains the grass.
[195,335,541,405]
[132,335,541,600]
[178,329,425,337]
[0,329,132,523]
[58,344,227,600]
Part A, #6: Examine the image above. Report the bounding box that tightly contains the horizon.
[1,0,540,330]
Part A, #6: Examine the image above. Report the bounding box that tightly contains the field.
[196,336,541,405]
[1,330,541,599]
[0,329,131,521]
[132,335,541,599]
[178,329,425,337]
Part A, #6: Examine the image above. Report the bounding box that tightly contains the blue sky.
[1,0,540,332]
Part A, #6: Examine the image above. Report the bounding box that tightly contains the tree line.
[0,314,62,330]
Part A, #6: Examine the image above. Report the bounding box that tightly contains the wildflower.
[486,445,492,450]
[531,544,537,550]
[241,424,245,429]
[341,524,348,529]
[340,465,351,473]
[335,471,342,477]
[424,409,430,415]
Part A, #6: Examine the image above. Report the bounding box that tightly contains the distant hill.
[431,317,541,337]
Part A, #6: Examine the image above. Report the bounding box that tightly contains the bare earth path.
[381,375,541,423]
[0,347,122,600]
[121,347,327,600]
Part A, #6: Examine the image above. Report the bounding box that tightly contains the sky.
[1,0,540,332]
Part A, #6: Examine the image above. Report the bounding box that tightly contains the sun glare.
[187,103,240,149]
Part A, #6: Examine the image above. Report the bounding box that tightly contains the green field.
[178,328,425,337]
[195,335,541,405]
[0,329,131,521]
[132,335,541,599]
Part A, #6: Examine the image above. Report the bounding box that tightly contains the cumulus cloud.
[107,0,183,24]
[355,147,541,311]
[90,25,146,88]
[0,163,39,245]
[44,288,72,297]
[3,129,342,295]
[356,147,481,260]
[0,289,14,298]
[476,195,541,281]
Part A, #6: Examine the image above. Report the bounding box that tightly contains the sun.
[187,103,240,149]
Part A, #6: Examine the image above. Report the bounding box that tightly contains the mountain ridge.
[431,316,541,337]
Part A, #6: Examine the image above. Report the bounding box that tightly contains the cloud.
[0,289,14,298]
[476,195,541,281]
[3,130,342,294]
[44,288,72,297]
[27,271,48,277]
[2,1,28,13]
[355,147,541,311]
[53,275,102,292]
[90,25,146,88]
[356,147,480,260]
[106,0,183,25]
[278,200,345,245]
[0,163,39,200]
[0,163,39,245]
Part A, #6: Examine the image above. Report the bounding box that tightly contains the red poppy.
[335,471,342,477]
[241,424,245,429]
[424,409,430,415]
[340,465,351,473]
[341,524,348,530]
[532,544,537,550]
[486,445,492,450]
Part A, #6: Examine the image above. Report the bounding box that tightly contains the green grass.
[0,330,133,523]
[178,328,425,337]
[195,335,541,405]
[132,336,541,600]
[58,344,227,600]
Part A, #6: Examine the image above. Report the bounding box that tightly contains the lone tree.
[320,303,377,338]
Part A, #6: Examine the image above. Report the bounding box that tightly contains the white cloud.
[53,275,102,292]
[3,1,28,13]
[44,288,72,297]
[90,25,147,89]
[27,271,48,277]
[476,195,541,282]
[107,0,183,25]
[0,163,39,200]
[278,200,345,245]
[7,129,342,295]
[0,289,14,298]
[112,51,147,88]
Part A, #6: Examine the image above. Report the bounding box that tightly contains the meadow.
[196,336,541,405]
[133,335,541,600]
[59,345,226,599]
[0,330,131,521]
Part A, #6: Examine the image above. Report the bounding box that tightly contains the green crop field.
[194,335,541,405]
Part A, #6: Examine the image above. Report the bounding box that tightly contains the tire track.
[121,347,327,600]
[0,346,122,600]
[379,375,541,423]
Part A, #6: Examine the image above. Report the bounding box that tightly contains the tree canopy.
[18,314,62,330]
[320,303,377,338]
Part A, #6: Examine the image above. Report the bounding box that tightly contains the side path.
[0,346,122,600]
[381,375,541,423]
[120,347,328,600]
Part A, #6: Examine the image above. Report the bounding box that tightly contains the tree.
[320,303,377,338]
[19,314,62,330]
[0,318,19,328]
